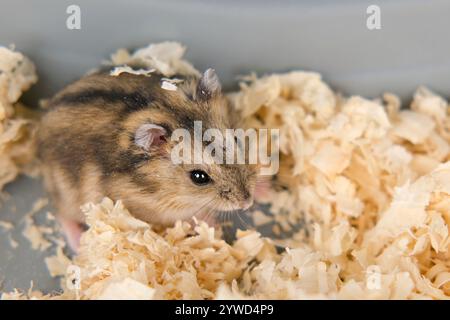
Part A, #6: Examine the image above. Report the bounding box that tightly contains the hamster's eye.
[190,170,212,186]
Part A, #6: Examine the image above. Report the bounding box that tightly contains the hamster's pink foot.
[57,216,83,252]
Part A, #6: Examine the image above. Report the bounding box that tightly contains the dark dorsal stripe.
[49,88,150,112]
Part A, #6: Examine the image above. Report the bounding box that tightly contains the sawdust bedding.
[0,42,449,300]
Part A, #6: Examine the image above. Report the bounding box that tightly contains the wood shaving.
[109,66,155,77]
[45,212,55,221]
[19,198,53,251]
[109,42,200,78]
[0,220,13,231]
[160,80,177,91]
[0,47,38,190]
[44,246,71,277]
[96,278,156,300]
[23,197,49,218]
[0,217,19,249]
[252,210,273,227]
[160,77,183,91]
[7,234,18,249]
[22,216,51,251]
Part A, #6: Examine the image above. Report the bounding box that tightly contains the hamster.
[37,67,258,249]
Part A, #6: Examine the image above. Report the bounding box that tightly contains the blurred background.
[1,0,449,294]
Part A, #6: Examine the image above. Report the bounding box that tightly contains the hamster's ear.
[196,68,222,101]
[134,124,167,151]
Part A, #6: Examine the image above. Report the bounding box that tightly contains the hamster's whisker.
[203,207,218,226]
[235,209,253,230]
[214,201,254,231]
[190,198,217,221]
[218,209,232,226]
[198,199,225,228]
[193,199,215,217]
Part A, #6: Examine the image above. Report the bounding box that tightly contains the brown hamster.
[37,67,258,247]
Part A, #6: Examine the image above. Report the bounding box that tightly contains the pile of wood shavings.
[108,41,200,78]
[2,42,450,300]
[3,198,274,300]
[0,46,39,190]
[227,71,450,299]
